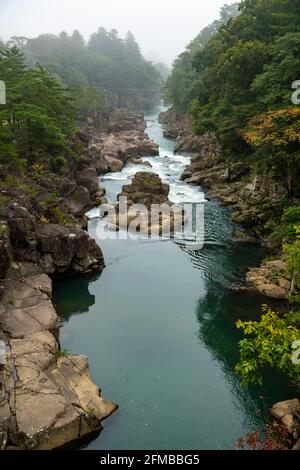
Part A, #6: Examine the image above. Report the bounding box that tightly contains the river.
[53,103,292,450]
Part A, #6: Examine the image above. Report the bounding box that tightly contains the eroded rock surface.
[88,110,159,175]
[246,259,291,300]
[4,205,104,277]
[0,265,117,450]
[119,171,171,208]
[109,172,185,235]
[35,223,104,276]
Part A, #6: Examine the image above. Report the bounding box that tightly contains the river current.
[53,104,292,450]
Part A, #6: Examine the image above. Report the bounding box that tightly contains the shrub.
[51,206,72,226]
[237,421,299,450]
[53,155,67,170]
[235,305,300,386]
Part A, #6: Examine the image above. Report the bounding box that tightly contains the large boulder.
[113,172,185,235]
[35,224,104,276]
[271,399,300,440]
[88,118,159,175]
[76,167,99,195]
[246,259,291,299]
[105,156,124,173]
[118,171,170,209]
[64,186,93,217]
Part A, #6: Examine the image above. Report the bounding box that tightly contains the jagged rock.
[64,186,93,217]
[76,167,99,195]
[0,270,117,450]
[35,224,104,276]
[114,172,185,235]
[107,109,146,133]
[118,171,170,209]
[88,110,158,175]
[7,205,37,263]
[98,132,158,173]
[0,223,13,279]
[105,156,124,173]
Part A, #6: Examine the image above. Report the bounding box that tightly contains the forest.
[0,27,163,168]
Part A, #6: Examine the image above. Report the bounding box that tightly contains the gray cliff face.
[87,109,159,175]
[5,204,104,277]
[0,264,117,450]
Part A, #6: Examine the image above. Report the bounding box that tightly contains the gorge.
[1,0,300,453]
[53,104,294,450]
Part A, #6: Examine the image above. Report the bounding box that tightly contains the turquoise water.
[53,104,293,450]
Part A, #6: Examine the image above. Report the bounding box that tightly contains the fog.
[0,0,236,64]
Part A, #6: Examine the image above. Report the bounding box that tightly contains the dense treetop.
[12,28,162,115]
[0,28,163,168]
[0,46,76,167]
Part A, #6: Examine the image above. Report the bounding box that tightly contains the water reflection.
[53,271,101,322]
[52,103,295,449]
[194,279,293,422]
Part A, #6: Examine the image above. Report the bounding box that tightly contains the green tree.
[235,305,300,386]
[0,46,75,166]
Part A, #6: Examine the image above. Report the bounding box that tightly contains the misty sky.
[0,0,236,64]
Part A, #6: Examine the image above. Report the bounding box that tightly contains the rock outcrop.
[5,204,104,277]
[246,259,291,300]
[159,110,210,154]
[118,171,171,208]
[109,172,185,235]
[88,110,159,174]
[35,224,104,276]
[0,264,117,450]
[90,132,158,174]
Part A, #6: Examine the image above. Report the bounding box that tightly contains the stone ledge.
[0,267,117,450]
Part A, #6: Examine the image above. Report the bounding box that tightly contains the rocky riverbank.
[159,109,300,443]
[0,108,157,449]
[88,109,159,174]
[0,263,117,450]
[159,109,295,300]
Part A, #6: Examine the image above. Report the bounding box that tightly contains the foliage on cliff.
[236,222,300,387]
[164,1,300,387]
[165,0,300,194]
[164,3,239,115]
